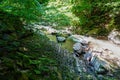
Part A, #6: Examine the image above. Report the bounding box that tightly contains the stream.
[85,36,120,57]
[33,24,120,79]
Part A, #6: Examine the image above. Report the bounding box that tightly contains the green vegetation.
[47,35,75,52]
[39,0,72,27]
[0,0,44,22]
[0,0,59,80]
[71,0,120,36]
[0,33,59,80]
[0,0,120,80]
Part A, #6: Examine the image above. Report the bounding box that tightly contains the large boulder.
[84,50,93,62]
[90,55,109,74]
[56,36,66,43]
[69,35,89,45]
[73,43,83,54]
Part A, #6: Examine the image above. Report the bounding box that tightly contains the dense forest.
[0,0,120,80]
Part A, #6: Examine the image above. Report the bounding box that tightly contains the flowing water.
[48,33,120,58]
[36,25,120,79]
[36,25,120,58]
[85,36,120,57]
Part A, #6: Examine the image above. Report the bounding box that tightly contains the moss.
[62,38,75,52]
[47,34,74,52]
[87,28,99,36]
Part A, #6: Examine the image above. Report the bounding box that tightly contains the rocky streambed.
[31,24,120,79]
[71,35,120,78]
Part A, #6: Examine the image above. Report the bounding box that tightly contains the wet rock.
[108,30,118,40]
[97,67,108,74]
[97,75,104,80]
[82,46,89,53]
[74,52,80,57]
[91,56,101,70]
[69,35,88,44]
[107,73,114,77]
[73,43,82,54]
[56,36,66,43]
[108,30,120,45]
[84,50,93,63]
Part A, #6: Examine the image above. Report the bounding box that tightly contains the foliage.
[71,0,120,36]
[0,26,59,80]
[1,0,120,79]
[39,0,75,28]
[71,0,91,26]
[0,0,59,79]
[0,0,43,22]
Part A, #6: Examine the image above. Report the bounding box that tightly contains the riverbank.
[30,24,120,79]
